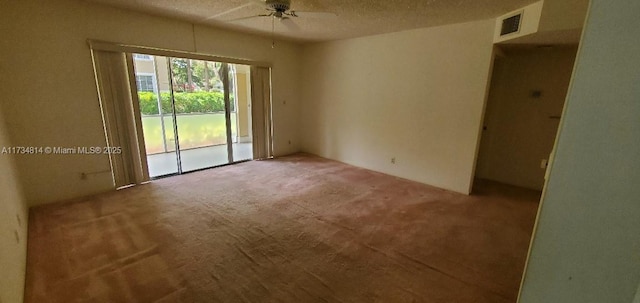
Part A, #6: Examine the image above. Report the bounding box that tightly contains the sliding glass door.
[133,54,179,177]
[169,58,231,173]
[132,54,253,178]
[229,64,254,162]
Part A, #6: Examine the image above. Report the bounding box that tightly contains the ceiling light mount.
[266,0,291,13]
[209,0,337,46]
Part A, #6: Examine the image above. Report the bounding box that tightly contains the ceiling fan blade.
[204,0,267,20]
[227,14,271,22]
[280,18,301,31]
[292,11,338,19]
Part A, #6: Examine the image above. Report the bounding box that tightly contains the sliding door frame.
[165,57,184,175]
[220,63,235,163]
[143,57,236,177]
[91,39,272,179]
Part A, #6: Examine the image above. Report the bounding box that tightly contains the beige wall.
[518,1,640,302]
[155,58,171,92]
[476,46,577,190]
[538,0,590,32]
[0,107,28,303]
[133,59,156,75]
[299,19,495,194]
[0,0,302,206]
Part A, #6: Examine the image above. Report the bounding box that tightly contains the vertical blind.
[250,66,273,160]
[91,50,149,188]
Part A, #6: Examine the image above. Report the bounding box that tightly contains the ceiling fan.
[210,0,337,22]
[208,0,337,45]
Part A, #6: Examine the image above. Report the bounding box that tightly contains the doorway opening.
[474,45,579,191]
[131,54,254,178]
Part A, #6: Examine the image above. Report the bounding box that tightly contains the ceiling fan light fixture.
[209,0,336,47]
[266,0,291,12]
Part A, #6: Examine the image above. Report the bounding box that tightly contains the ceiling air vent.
[500,12,522,36]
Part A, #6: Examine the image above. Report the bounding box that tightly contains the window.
[135,75,155,92]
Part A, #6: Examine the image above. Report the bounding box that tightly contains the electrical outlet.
[391,157,396,164]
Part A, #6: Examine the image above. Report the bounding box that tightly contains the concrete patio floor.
[147,143,252,177]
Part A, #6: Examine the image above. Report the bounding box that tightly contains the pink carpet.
[26,153,540,302]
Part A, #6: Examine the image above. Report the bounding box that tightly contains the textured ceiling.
[83,0,539,42]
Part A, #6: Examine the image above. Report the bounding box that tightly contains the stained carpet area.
[25,153,540,303]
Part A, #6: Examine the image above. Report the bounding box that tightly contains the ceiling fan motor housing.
[266,0,291,12]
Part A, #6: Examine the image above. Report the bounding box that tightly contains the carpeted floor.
[25,153,540,303]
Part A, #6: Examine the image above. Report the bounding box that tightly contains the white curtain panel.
[91,50,150,188]
[250,66,273,160]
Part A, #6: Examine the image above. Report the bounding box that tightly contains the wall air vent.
[500,12,522,36]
